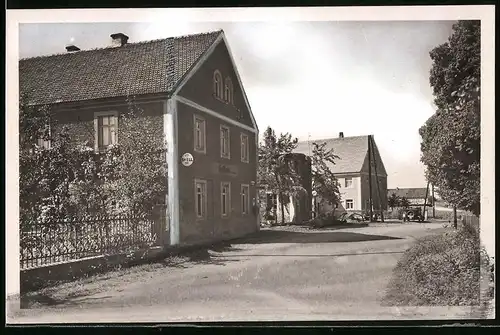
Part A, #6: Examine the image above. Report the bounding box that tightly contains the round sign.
[181,153,194,167]
[312,190,318,197]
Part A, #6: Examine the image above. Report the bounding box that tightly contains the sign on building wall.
[181,153,194,167]
[212,163,238,177]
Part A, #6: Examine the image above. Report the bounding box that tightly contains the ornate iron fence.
[20,214,164,269]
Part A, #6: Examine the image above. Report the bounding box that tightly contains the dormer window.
[224,77,233,104]
[213,70,223,99]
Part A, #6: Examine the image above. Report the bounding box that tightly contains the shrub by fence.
[20,214,164,269]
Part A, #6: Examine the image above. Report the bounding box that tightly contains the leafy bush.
[19,97,167,228]
[383,222,485,306]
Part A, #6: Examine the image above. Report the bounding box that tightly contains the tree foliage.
[110,98,167,214]
[388,192,401,210]
[257,127,305,224]
[310,142,340,209]
[257,127,341,224]
[420,20,480,216]
[19,96,167,227]
[400,197,411,209]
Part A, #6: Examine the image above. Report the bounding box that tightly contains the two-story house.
[19,29,259,246]
[294,132,388,216]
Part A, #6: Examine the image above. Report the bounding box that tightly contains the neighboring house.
[294,132,388,216]
[387,188,434,207]
[19,30,259,246]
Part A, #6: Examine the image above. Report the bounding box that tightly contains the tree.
[419,20,480,216]
[400,197,410,209]
[18,96,51,152]
[258,126,305,225]
[388,192,401,211]
[310,142,340,212]
[109,97,168,215]
[19,96,118,225]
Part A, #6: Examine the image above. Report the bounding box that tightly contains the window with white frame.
[195,179,207,219]
[241,184,250,215]
[213,70,223,99]
[224,77,233,104]
[220,125,230,159]
[346,199,354,209]
[221,182,231,217]
[240,132,249,163]
[94,111,118,151]
[194,115,206,153]
[344,177,353,188]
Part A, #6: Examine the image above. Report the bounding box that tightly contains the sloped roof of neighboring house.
[295,135,378,175]
[19,30,222,105]
[387,188,429,199]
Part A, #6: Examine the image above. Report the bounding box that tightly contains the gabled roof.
[294,135,371,174]
[19,30,222,105]
[387,188,430,199]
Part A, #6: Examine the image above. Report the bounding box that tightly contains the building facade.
[295,133,388,217]
[387,187,434,207]
[19,30,259,246]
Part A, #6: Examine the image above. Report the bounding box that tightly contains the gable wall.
[177,40,254,129]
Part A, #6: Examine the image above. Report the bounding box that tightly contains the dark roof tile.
[387,188,429,199]
[294,135,369,174]
[19,30,222,105]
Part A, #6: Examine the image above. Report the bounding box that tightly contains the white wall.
[337,175,362,211]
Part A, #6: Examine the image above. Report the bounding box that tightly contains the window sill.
[194,148,206,154]
[95,148,114,154]
[213,94,235,106]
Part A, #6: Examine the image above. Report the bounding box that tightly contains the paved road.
[9,222,475,323]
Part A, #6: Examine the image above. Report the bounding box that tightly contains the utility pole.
[367,135,373,222]
[370,136,384,223]
[431,183,435,218]
[422,180,430,222]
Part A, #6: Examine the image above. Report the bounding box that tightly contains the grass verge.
[382,222,493,307]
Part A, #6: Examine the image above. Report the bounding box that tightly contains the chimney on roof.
[110,33,129,47]
[339,132,344,139]
[65,45,80,52]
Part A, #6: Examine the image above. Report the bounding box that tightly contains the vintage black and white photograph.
[5,6,495,323]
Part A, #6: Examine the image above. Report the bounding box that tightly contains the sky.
[18,20,455,189]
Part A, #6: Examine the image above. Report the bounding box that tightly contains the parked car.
[362,213,381,222]
[403,207,422,221]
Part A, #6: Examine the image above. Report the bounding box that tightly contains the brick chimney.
[339,132,344,139]
[65,45,80,52]
[110,33,129,47]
